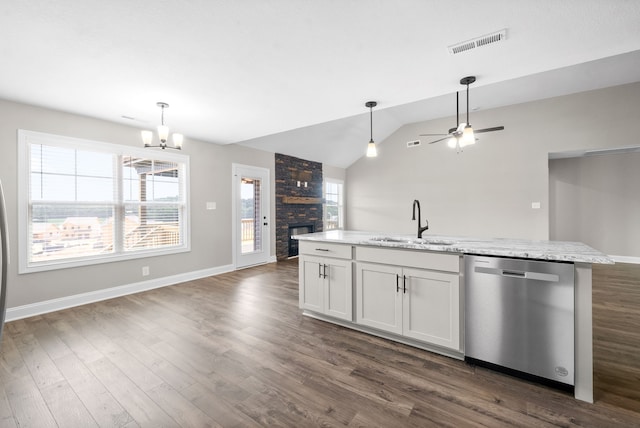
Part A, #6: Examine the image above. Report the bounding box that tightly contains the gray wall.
[346,82,640,255]
[549,152,640,257]
[323,164,346,182]
[0,99,275,308]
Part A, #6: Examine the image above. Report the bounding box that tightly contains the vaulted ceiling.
[2,0,640,167]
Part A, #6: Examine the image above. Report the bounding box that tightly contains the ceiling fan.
[420,76,504,152]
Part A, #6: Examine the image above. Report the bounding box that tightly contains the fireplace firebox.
[288,224,315,257]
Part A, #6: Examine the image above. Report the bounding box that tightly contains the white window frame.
[18,130,190,274]
[323,178,344,231]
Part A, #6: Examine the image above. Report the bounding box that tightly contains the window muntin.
[19,130,190,273]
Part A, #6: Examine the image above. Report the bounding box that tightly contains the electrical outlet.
[142,266,150,276]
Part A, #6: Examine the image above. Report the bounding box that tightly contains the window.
[324,178,344,230]
[18,130,190,273]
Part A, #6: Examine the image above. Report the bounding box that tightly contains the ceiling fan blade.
[428,136,452,145]
[474,126,505,134]
[419,133,449,136]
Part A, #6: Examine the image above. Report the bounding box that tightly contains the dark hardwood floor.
[1,259,639,427]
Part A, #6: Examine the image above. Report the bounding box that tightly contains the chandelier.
[142,102,183,150]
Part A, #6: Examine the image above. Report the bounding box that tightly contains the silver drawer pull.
[315,248,330,252]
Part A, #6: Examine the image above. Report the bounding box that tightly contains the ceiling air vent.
[448,29,507,55]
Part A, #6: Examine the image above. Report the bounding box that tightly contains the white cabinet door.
[402,267,460,350]
[299,255,353,321]
[324,258,353,321]
[356,262,403,335]
[299,255,324,313]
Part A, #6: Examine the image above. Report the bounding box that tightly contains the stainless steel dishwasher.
[465,255,575,387]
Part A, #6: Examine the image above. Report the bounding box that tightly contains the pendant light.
[142,102,184,150]
[365,101,378,157]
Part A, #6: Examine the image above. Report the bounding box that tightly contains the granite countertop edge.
[293,230,614,264]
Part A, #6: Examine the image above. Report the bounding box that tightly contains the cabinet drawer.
[299,240,353,259]
[355,246,459,273]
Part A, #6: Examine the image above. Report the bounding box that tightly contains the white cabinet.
[299,241,353,321]
[296,240,462,353]
[402,267,460,350]
[355,247,461,351]
[355,263,403,334]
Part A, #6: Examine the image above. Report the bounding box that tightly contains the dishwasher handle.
[502,270,526,278]
[474,266,560,282]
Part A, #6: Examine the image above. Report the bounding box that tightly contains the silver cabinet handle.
[315,248,330,252]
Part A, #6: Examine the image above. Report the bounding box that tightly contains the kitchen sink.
[421,239,455,246]
[369,237,454,246]
[369,237,412,243]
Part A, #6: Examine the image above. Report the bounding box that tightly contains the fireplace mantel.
[282,196,323,205]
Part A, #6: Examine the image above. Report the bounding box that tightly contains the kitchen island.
[293,230,613,403]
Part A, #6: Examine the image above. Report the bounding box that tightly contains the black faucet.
[412,199,429,239]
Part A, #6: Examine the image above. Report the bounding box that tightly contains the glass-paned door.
[233,164,270,268]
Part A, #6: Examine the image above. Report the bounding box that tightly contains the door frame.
[232,163,272,269]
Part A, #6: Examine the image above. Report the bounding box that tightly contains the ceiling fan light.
[447,137,457,149]
[366,140,377,157]
[463,125,475,145]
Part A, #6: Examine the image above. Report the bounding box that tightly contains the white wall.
[346,82,640,251]
[550,152,640,258]
[0,99,275,309]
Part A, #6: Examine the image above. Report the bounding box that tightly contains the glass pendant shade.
[157,125,169,142]
[462,125,475,145]
[141,130,153,146]
[173,133,184,149]
[366,140,377,157]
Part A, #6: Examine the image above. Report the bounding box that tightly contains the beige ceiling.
[1,0,640,167]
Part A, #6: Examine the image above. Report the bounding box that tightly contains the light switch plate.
[206,202,216,210]
[531,202,541,209]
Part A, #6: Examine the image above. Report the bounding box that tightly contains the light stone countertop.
[293,230,614,264]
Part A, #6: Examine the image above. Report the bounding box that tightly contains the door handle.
[323,264,328,279]
[318,263,323,278]
[396,274,400,292]
[403,275,407,294]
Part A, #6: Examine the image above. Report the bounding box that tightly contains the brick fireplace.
[275,153,323,259]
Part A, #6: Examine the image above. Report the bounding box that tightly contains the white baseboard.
[5,263,235,322]
[610,255,640,264]
[234,255,278,270]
